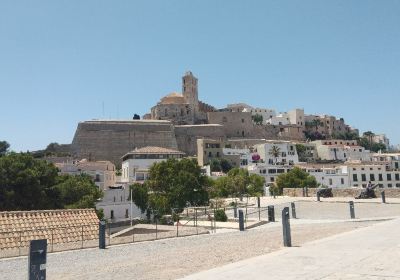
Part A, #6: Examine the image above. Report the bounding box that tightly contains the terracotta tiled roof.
[0,209,99,250]
[128,146,185,155]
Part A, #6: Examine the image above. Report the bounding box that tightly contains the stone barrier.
[283,188,400,198]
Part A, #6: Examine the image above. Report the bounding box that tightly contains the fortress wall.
[174,125,226,156]
[71,120,178,165]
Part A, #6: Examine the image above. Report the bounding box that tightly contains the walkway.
[182,218,400,279]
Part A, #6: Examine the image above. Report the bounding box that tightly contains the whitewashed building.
[121,146,185,183]
[55,159,116,190]
[312,140,372,162]
[254,141,299,165]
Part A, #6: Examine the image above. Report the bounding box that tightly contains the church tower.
[182,71,199,116]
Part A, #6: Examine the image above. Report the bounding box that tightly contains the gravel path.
[0,220,380,280]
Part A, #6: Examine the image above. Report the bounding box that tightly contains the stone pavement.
[182,218,400,280]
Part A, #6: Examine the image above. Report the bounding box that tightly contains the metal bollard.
[99,220,106,249]
[305,187,309,197]
[257,197,261,208]
[238,210,245,231]
[282,207,292,247]
[234,206,238,218]
[302,187,305,197]
[381,191,386,204]
[291,202,297,219]
[317,192,321,202]
[349,201,355,219]
[268,205,275,222]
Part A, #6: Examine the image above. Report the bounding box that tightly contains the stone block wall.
[71,120,178,165]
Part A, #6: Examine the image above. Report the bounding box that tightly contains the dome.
[160,92,186,104]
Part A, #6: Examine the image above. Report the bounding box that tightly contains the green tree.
[269,146,281,164]
[274,167,318,195]
[296,144,307,162]
[210,158,233,173]
[129,183,149,214]
[0,141,10,157]
[0,153,59,210]
[0,153,103,211]
[52,174,103,209]
[210,168,265,198]
[145,158,210,215]
[251,114,263,125]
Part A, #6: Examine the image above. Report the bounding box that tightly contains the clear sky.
[1,1,399,152]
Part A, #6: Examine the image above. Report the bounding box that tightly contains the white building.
[96,187,143,222]
[247,163,292,191]
[299,164,349,188]
[372,134,390,149]
[347,163,400,188]
[254,141,299,165]
[312,140,372,162]
[55,159,116,190]
[121,146,185,183]
[242,107,277,125]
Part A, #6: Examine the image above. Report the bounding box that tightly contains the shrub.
[214,209,228,222]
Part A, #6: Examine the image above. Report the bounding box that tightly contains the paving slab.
[181,218,400,280]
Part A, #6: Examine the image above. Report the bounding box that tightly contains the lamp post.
[130,187,133,227]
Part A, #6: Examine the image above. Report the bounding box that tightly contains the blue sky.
[1,1,399,151]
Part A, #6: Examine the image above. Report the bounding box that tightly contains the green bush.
[214,209,228,222]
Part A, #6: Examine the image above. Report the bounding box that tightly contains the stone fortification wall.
[283,188,400,198]
[71,120,178,165]
[207,111,254,138]
[174,124,225,156]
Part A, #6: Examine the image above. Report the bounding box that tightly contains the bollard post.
[234,205,238,218]
[349,201,355,219]
[381,191,386,204]
[302,187,305,197]
[267,205,275,222]
[29,239,47,280]
[257,197,261,208]
[305,187,309,197]
[317,191,321,202]
[99,220,106,249]
[291,202,297,219]
[238,210,245,231]
[282,207,291,247]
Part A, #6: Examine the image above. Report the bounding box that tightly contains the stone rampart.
[174,124,225,156]
[71,120,178,165]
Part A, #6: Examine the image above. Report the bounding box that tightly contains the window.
[270,177,275,182]
[387,174,392,181]
[125,209,129,218]
[379,174,383,181]
[216,152,220,157]
[241,119,244,123]
[329,179,333,185]
[361,174,366,181]
[111,210,114,219]
[208,152,212,157]
[395,174,400,180]
[353,174,358,182]
[341,178,345,185]
[370,174,375,181]
[388,184,393,188]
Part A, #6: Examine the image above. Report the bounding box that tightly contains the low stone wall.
[283,188,400,198]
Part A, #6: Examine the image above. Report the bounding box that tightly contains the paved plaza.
[1,197,399,280]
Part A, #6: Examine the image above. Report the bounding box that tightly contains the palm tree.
[269,146,281,164]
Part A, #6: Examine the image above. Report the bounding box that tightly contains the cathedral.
[145,71,215,125]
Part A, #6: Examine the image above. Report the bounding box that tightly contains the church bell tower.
[182,71,199,116]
